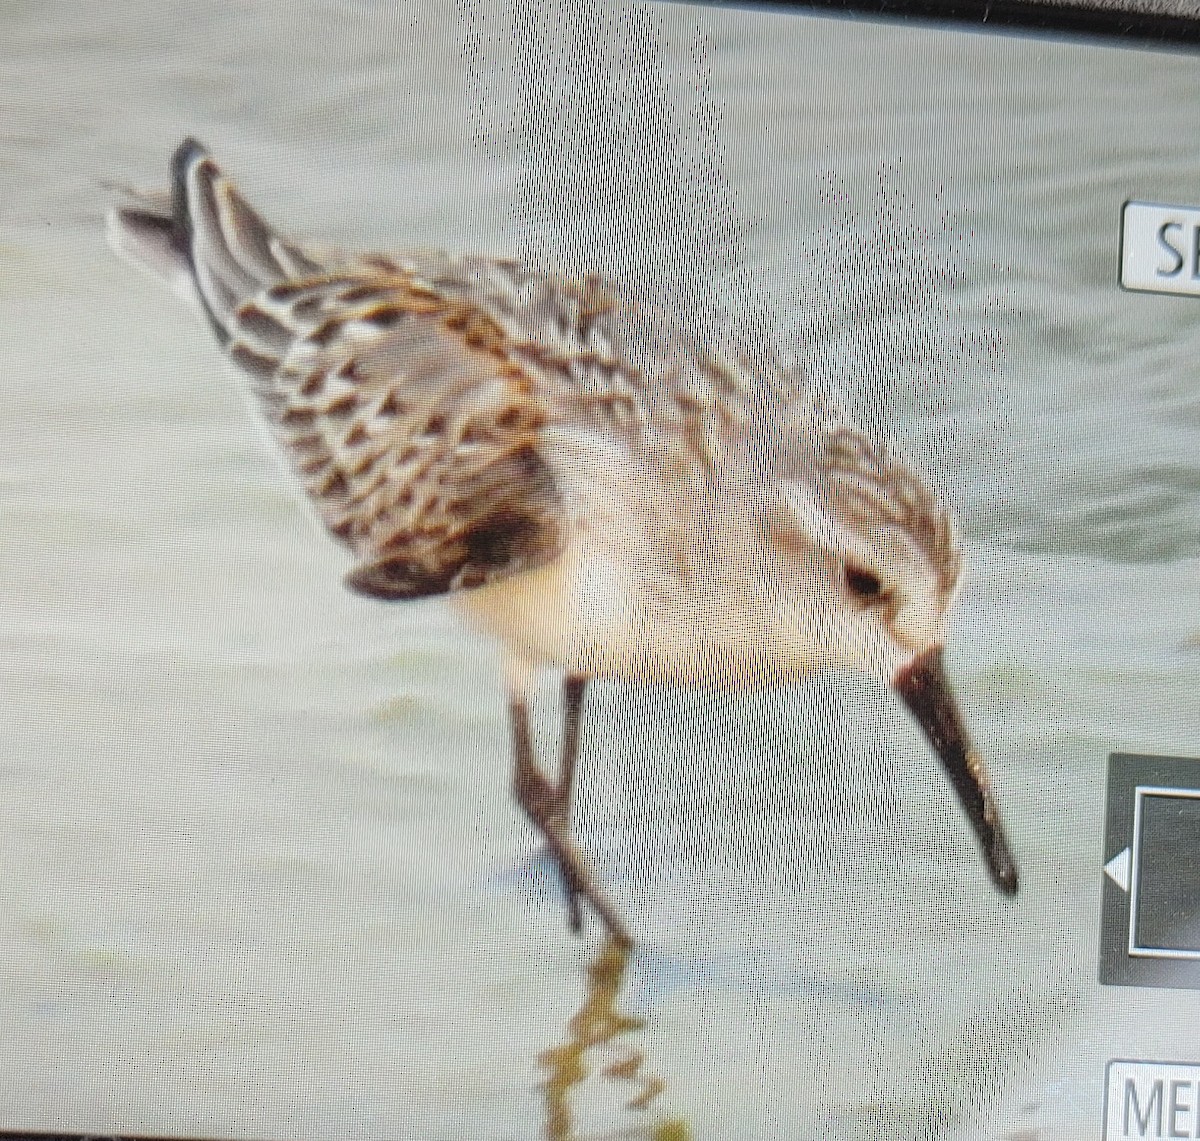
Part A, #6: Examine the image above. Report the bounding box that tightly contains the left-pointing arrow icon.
[1104,847,1132,892]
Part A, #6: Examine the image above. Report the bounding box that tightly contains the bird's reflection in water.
[539,937,691,1141]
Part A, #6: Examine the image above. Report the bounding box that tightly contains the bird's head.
[764,425,1018,895]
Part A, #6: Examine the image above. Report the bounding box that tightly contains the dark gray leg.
[510,693,629,945]
[556,674,588,927]
[558,674,588,803]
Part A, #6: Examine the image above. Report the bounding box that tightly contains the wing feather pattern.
[111,139,564,599]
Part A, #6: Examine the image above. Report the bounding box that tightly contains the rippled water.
[2,2,1199,1139]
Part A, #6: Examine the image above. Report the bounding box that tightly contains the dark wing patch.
[345,505,559,600]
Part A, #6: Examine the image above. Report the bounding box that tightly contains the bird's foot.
[515,760,630,946]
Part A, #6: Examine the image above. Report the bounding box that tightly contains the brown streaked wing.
[224,271,566,600]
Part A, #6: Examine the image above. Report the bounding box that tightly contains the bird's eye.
[844,563,885,602]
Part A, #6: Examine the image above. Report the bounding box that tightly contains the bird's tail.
[105,137,321,342]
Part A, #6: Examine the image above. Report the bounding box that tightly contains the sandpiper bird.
[108,139,1019,945]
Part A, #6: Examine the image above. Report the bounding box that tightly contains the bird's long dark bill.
[893,646,1019,896]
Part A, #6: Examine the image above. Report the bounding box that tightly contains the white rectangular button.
[1105,1059,1200,1139]
[1121,201,1200,296]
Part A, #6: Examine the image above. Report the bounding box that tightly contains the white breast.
[451,535,826,687]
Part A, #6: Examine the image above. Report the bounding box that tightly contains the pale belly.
[450,545,826,688]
